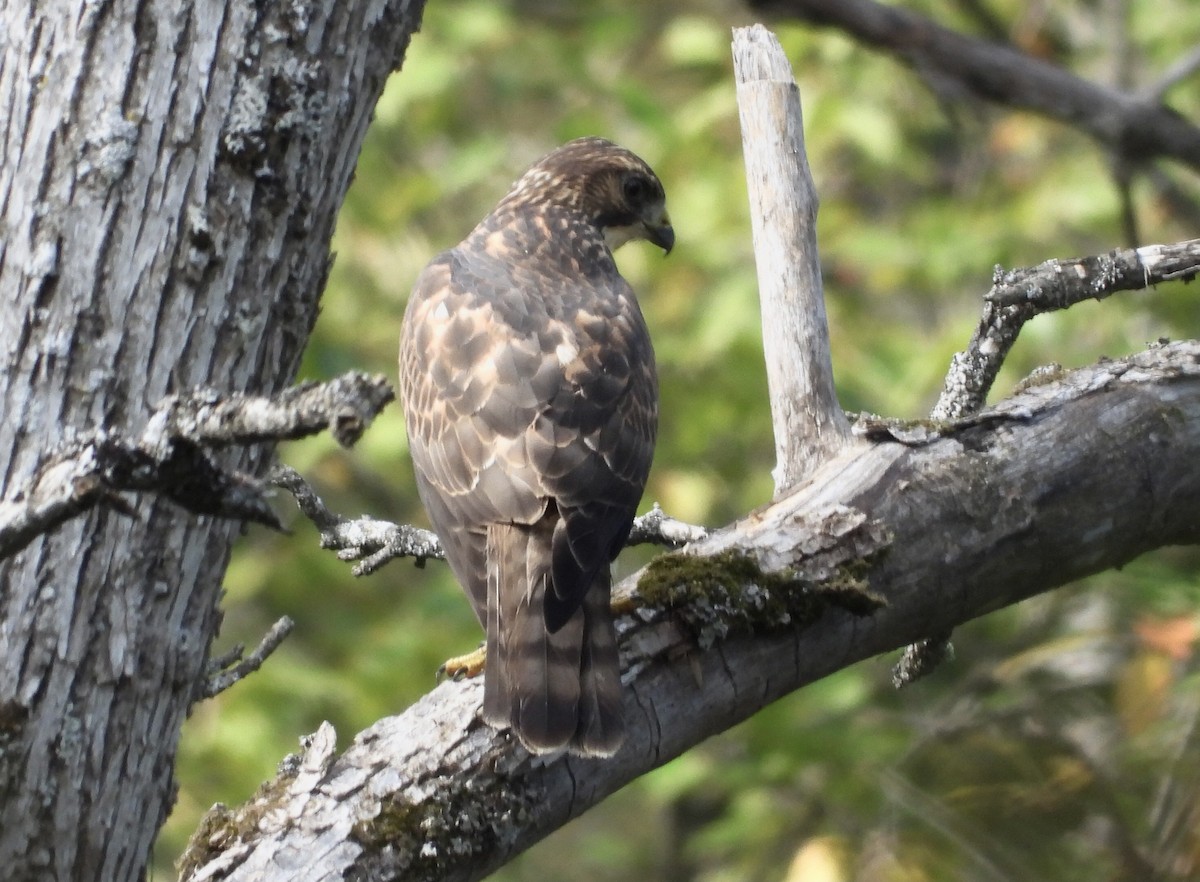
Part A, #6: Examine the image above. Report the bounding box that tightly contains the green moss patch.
[637,548,884,650]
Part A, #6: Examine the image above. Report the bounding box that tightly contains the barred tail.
[483,521,624,756]
[573,565,624,756]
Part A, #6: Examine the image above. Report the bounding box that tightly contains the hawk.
[399,137,672,756]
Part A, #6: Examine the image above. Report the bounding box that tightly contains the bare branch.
[750,0,1200,171]
[0,433,283,560]
[932,300,1034,421]
[199,617,296,700]
[143,372,395,452]
[933,238,1200,420]
[0,372,394,562]
[1147,45,1200,102]
[920,237,1198,668]
[734,24,853,495]
[270,466,708,577]
[625,502,710,548]
[985,238,1200,309]
[269,463,444,576]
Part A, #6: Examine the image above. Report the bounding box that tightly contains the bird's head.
[503,137,675,255]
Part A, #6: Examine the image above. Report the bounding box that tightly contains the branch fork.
[0,371,394,561]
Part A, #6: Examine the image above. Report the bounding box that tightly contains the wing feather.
[399,203,658,755]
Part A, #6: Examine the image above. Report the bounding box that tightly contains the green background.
[156,2,1200,879]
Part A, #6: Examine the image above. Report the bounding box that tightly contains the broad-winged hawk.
[399,137,672,756]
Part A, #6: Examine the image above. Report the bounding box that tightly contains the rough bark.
[0,1,424,880]
[734,25,851,494]
[0,373,394,560]
[178,340,1200,882]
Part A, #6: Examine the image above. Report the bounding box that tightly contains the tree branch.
[0,372,394,561]
[624,502,711,548]
[144,373,396,451]
[933,238,1200,420]
[985,238,1200,309]
[1147,44,1200,102]
[734,25,852,495]
[270,466,709,577]
[179,340,1200,882]
[749,0,1200,172]
[910,239,1198,677]
[199,617,297,700]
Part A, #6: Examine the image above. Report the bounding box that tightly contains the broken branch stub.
[733,24,853,497]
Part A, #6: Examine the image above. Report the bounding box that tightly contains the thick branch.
[179,340,1200,882]
[734,25,852,495]
[0,372,393,561]
[750,0,1200,171]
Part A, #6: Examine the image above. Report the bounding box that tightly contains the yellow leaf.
[1115,652,1173,736]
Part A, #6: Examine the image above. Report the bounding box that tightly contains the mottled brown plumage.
[399,138,671,756]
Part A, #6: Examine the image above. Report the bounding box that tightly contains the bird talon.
[438,643,487,681]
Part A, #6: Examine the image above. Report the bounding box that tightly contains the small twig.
[0,372,394,562]
[269,465,442,576]
[199,617,296,699]
[625,503,710,548]
[271,466,707,576]
[1146,44,1200,102]
[932,300,1033,421]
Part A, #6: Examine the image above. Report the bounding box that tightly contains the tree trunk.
[0,1,425,879]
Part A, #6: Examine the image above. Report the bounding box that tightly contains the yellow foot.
[438,643,487,681]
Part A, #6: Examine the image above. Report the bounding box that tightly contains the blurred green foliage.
[156,1,1200,878]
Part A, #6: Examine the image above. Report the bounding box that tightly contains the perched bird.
[399,137,672,756]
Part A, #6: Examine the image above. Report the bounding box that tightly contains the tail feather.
[573,567,624,755]
[482,521,624,755]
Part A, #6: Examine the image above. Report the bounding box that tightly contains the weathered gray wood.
[931,238,1200,420]
[179,341,1200,882]
[0,2,424,880]
[733,24,853,496]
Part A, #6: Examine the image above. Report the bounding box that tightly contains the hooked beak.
[645,211,675,255]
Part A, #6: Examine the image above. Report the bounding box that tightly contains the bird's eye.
[622,174,649,204]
